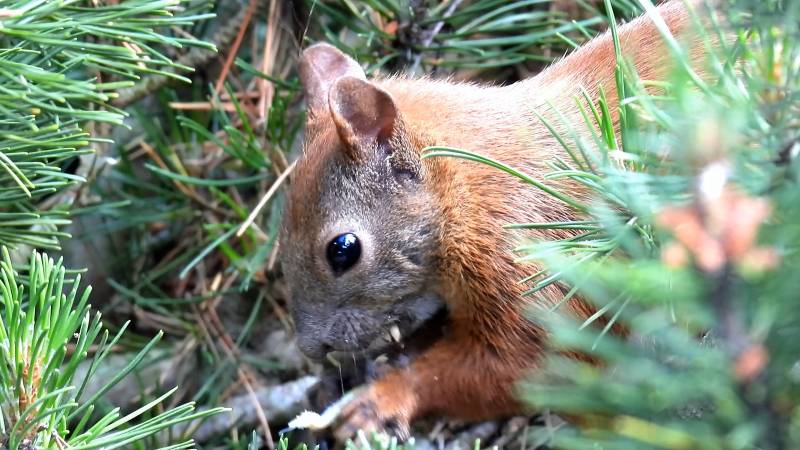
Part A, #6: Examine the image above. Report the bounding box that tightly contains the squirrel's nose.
[294,332,331,361]
[290,307,332,359]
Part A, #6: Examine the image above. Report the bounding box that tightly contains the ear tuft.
[328,76,397,160]
[299,43,366,112]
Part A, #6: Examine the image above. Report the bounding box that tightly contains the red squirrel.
[280,0,716,440]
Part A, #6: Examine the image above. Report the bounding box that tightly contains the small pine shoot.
[0,0,214,250]
[0,247,226,449]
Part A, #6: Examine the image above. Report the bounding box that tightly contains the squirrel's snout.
[293,309,381,360]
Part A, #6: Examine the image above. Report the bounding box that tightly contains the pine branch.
[0,0,213,251]
[0,248,226,449]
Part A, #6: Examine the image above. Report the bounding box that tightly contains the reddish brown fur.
[287,0,719,438]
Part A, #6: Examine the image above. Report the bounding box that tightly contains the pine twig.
[236,160,296,237]
[408,0,464,74]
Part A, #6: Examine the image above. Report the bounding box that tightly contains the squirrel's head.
[280,43,444,360]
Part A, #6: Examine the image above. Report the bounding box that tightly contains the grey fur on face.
[281,127,444,361]
[283,43,445,361]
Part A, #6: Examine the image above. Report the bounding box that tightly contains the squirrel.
[279,0,718,441]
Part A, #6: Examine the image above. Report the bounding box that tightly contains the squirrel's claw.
[333,383,412,446]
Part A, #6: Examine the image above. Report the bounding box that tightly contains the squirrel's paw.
[333,381,413,444]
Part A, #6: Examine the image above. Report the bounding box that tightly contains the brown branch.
[176,376,318,443]
[214,0,259,95]
[196,273,277,448]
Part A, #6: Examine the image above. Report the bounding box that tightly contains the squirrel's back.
[372,0,710,319]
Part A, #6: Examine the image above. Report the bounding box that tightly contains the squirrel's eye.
[326,233,361,274]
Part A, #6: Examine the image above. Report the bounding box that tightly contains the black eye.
[326,233,361,274]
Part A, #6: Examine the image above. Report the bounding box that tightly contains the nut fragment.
[389,324,402,343]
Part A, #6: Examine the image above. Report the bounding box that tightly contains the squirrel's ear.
[299,43,365,112]
[328,76,397,161]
